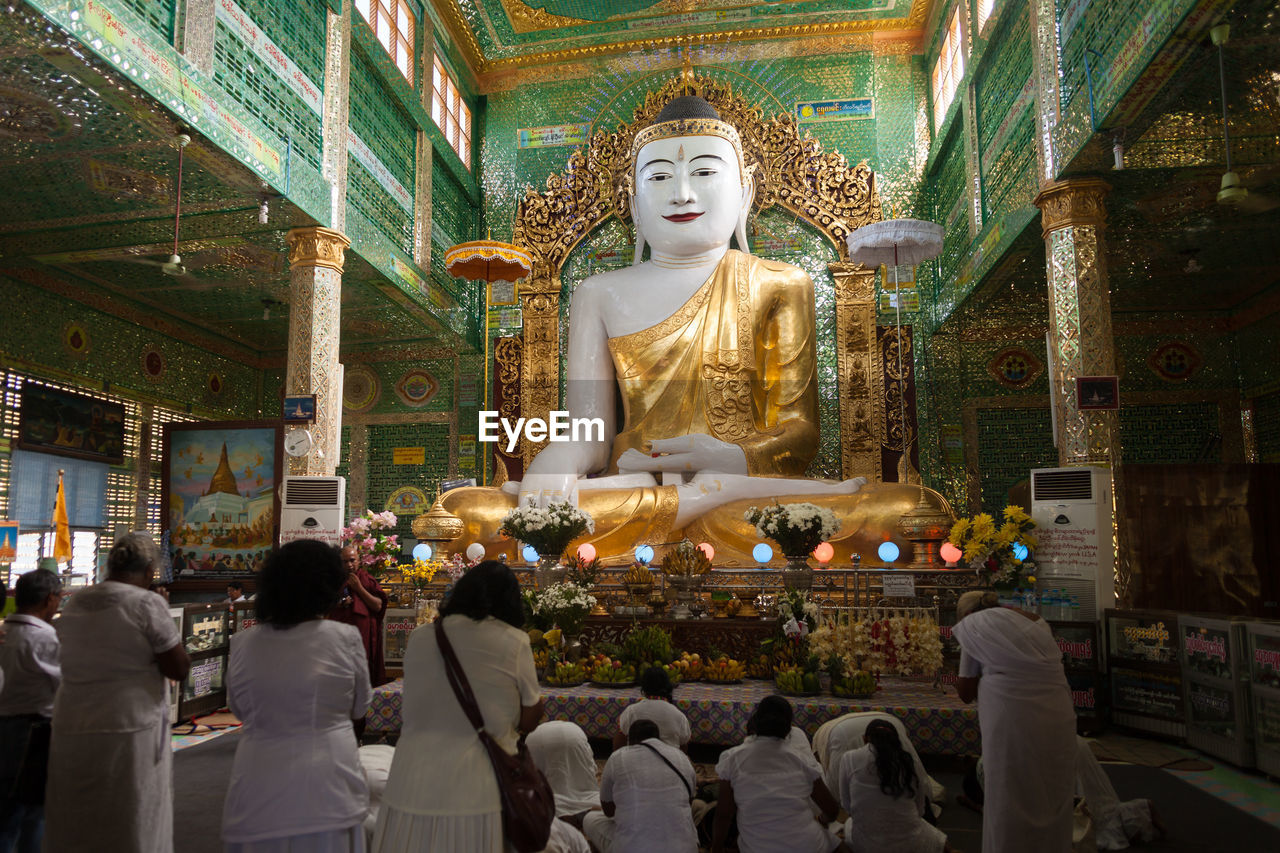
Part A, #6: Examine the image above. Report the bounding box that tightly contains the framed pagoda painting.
[162,421,282,576]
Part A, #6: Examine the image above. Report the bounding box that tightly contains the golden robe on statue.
[441,251,948,566]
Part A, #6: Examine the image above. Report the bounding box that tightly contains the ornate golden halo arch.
[501,72,885,479]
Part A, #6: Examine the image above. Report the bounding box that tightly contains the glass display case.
[177,602,231,721]
[1247,621,1280,776]
[1179,615,1253,767]
[1050,620,1103,733]
[1105,609,1184,737]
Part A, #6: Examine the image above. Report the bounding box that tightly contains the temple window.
[355,0,416,83]
[977,0,998,33]
[432,54,472,167]
[931,5,966,132]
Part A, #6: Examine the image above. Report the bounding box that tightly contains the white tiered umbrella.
[846,219,945,479]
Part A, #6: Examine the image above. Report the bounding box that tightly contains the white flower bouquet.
[529,582,597,635]
[500,500,595,559]
[744,502,840,558]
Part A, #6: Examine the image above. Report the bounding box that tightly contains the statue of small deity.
[442,95,949,565]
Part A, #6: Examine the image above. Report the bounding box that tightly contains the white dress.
[222,620,372,852]
[617,698,691,748]
[526,721,601,816]
[954,607,1076,853]
[812,712,943,803]
[44,580,181,853]
[371,615,541,853]
[715,736,839,853]
[838,744,946,853]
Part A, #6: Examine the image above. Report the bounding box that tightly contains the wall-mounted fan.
[1212,24,1279,214]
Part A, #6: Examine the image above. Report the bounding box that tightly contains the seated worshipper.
[584,719,698,853]
[953,590,1075,853]
[837,719,951,853]
[329,544,390,686]
[712,695,845,853]
[614,666,691,750]
[743,706,813,759]
[0,569,63,853]
[372,561,544,853]
[44,532,191,853]
[1074,737,1163,849]
[222,540,371,853]
[527,721,602,819]
[813,711,945,807]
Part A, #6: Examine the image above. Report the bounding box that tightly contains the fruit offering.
[658,662,683,686]
[590,658,637,685]
[774,665,821,695]
[659,539,712,576]
[624,564,656,585]
[671,652,704,681]
[746,653,772,679]
[702,656,745,682]
[831,670,877,698]
[545,661,589,686]
[532,648,550,670]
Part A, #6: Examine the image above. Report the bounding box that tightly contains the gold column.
[830,262,883,482]
[285,226,351,476]
[1034,178,1117,465]
[414,15,435,268]
[322,2,352,229]
[518,284,561,472]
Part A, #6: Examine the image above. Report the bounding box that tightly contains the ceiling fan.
[118,132,193,277]
[1211,23,1279,214]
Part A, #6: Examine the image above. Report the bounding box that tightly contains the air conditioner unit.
[1030,466,1115,622]
[279,475,345,547]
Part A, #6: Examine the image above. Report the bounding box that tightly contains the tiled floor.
[1168,759,1280,829]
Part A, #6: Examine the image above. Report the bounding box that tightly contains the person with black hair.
[221,539,371,853]
[329,544,389,686]
[225,580,246,603]
[584,718,698,853]
[44,532,190,853]
[712,695,846,853]
[0,568,62,852]
[837,719,950,853]
[372,560,544,853]
[614,665,691,750]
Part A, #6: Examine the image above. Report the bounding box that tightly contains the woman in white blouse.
[615,667,691,750]
[712,695,846,853]
[372,561,545,853]
[222,540,372,853]
[44,533,190,853]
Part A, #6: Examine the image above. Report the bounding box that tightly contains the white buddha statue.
[442,96,948,565]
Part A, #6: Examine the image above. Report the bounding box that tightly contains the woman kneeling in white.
[838,719,951,853]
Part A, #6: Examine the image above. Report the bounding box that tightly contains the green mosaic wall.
[213,19,324,174]
[1119,402,1221,463]
[120,0,175,43]
[352,359,456,416]
[348,45,417,258]
[975,405,1057,514]
[975,5,1036,223]
[366,421,452,540]
[932,135,968,285]
[0,274,262,418]
[1234,320,1280,392]
[239,0,328,86]
[430,158,477,285]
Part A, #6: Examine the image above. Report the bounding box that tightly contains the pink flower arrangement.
[342,509,400,577]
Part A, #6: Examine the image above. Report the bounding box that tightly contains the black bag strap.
[435,618,489,735]
[639,741,693,800]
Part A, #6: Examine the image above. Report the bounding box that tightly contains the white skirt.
[225,826,365,853]
[370,805,505,853]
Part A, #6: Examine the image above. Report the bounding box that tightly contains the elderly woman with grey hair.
[952,589,1075,853]
[43,533,190,853]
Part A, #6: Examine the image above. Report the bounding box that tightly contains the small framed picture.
[1076,376,1119,410]
[282,395,317,424]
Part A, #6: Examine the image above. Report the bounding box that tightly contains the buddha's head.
[628,95,755,263]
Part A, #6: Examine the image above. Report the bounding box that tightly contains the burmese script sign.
[517,123,591,149]
[1108,612,1177,665]
[1111,666,1182,720]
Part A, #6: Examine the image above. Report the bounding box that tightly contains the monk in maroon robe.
[329,544,390,686]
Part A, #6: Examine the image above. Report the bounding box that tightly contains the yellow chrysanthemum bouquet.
[948,505,1038,590]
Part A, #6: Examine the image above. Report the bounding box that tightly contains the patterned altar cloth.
[366,677,980,755]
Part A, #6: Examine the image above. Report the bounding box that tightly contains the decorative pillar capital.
[1034,177,1111,238]
[286,226,351,273]
[828,262,877,302]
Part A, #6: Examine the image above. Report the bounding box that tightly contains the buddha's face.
[633,135,748,257]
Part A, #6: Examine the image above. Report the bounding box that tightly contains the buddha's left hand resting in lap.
[443,96,946,564]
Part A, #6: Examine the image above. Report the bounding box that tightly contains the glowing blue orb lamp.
[1012,542,1029,561]
[753,543,774,565]
[411,543,433,561]
[521,545,539,564]
[634,544,655,565]
[877,541,900,564]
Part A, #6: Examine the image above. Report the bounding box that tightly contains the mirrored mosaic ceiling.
[0,9,456,361]
[450,0,928,68]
